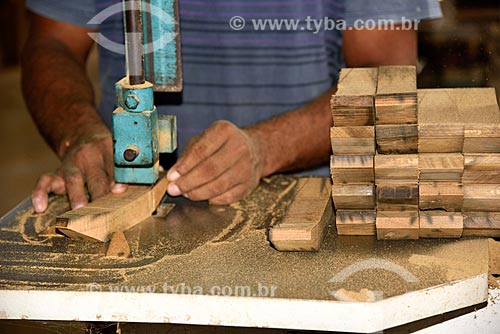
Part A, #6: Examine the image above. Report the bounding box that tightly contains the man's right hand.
[32,130,127,213]
[22,14,129,213]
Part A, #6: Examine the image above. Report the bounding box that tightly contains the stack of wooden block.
[330,66,500,240]
[330,68,377,236]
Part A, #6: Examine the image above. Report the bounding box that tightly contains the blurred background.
[0,0,499,215]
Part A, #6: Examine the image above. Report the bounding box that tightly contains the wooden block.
[463,184,500,212]
[374,154,418,184]
[331,68,377,126]
[270,178,333,251]
[462,212,500,238]
[106,231,131,257]
[330,155,374,183]
[419,182,464,211]
[375,66,417,125]
[56,174,169,242]
[418,88,500,153]
[376,211,419,240]
[418,153,464,182]
[419,211,463,239]
[330,126,375,155]
[463,154,500,184]
[331,183,375,210]
[336,210,376,236]
[376,184,418,211]
[464,125,500,153]
[376,124,418,154]
[418,124,464,153]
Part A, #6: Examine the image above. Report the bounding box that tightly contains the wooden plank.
[376,124,418,154]
[375,66,417,125]
[376,211,419,240]
[464,125,500,153]
[376,184,418,211]
[336,210,376,236]
[331,183,375,210]
[330,155,374,184]
[374,154,418,184]
[269,178,333,251]
[462,212,500,238]
[418,153,464,182]
[419,182,464,212]
[419,211,463,239]
[330,126,375,155]
[418,88,500,153]
[418,124,464,153]
[331,68,377,126]
[56,174,169,242]
[463,184,500,212]
[463,154,500,184]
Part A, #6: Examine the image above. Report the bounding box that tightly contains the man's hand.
[166,121,264,205]
[22,14,129,213]
[32,129,127,213]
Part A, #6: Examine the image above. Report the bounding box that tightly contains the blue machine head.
[113,0,181,184]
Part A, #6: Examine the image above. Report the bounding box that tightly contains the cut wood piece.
[331,68,377,126]
[330,155,374,184]
[331,183,375,210]
[463,184,500,212]
[418,124,464,153]
[418,88,500,153]
[463,154,500,184]
[419,182,464,211]
[462,212,500,238]
[376,211,419,240]
[419,211,463,239]
[418,153,464,182]
[269,178,333,251]
[106,231,132,258]
[375,66,417,125]
[464,125,500,153]
[374,154,419,184]
[330,126,375,155]
[376,184,418,211]
[376,124,418,154]
[336,210,376,236]
[56,174,169,242]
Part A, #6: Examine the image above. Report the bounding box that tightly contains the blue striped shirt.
[26,0,441,174]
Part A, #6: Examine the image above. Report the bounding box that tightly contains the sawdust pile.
[489,238,500,288]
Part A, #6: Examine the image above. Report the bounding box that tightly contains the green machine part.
[113,0,181,184]
[142,0,183,92]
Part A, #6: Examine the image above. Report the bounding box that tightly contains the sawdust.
[409,253,479,281]
[119,228,489,301]
[0,176,491,303]
[488,238,500,288]
[6,195,70,245]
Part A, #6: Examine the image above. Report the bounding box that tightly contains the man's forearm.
[22,37,106,159]
[247,88,335,176]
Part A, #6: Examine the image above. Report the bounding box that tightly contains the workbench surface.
[0,176,491,332]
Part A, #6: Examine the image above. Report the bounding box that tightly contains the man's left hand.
[166,120,264,205]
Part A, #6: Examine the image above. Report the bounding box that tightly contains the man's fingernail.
[167,170,181,182]
[32,197,43,212]
[111,182,127,193]
[73,203,84,210]
[167,184,182,196]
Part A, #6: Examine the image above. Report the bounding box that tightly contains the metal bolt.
[125,94,140,110]
[124,147,139,162]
